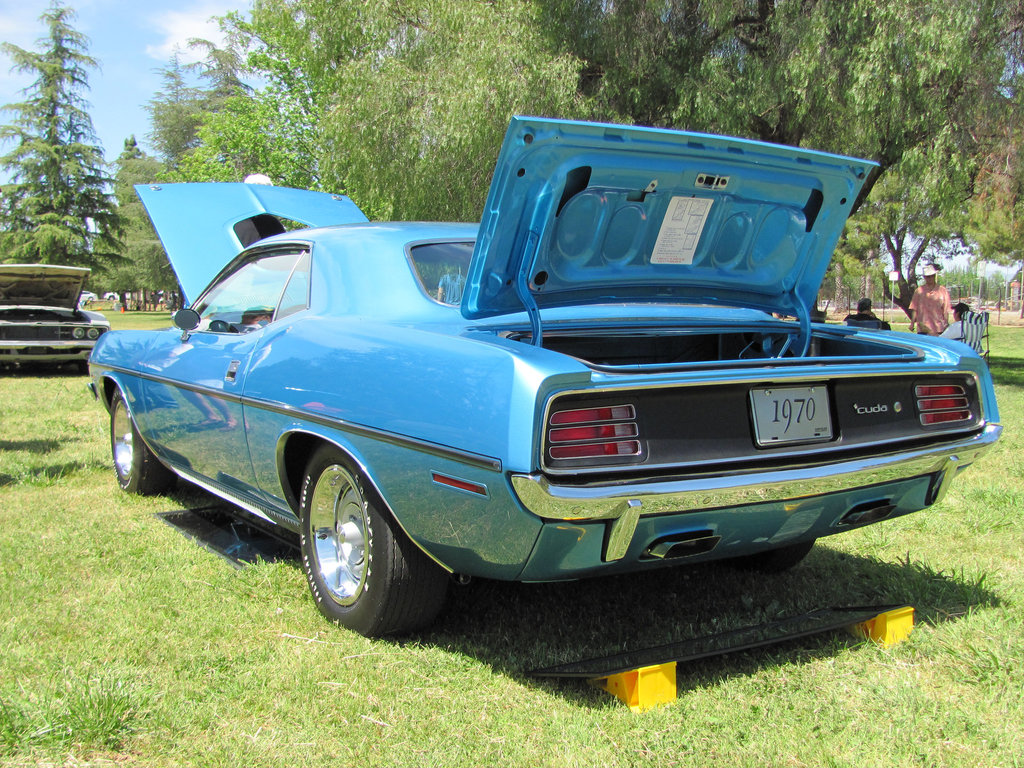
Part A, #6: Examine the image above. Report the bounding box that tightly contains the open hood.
[136,182,368,304]
[0,264,89,309]
[463,117,875,329]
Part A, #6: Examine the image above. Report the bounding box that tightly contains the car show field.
[1,313,1022,766]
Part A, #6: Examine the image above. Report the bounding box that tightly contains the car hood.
[462,117,876,324]
[135,182,368,303]
[0,264,90,309]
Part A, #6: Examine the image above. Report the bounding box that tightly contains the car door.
[137,247,310,502]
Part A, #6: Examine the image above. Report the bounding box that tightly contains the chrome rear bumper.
[510,424,1001,561]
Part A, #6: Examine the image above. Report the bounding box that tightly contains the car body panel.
[134,182,368,303]
[0,264,90,308]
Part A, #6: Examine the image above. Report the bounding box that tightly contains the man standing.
[909,264,951,335]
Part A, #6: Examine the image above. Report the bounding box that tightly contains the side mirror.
[173,308,200,330]
[173,308,201,341]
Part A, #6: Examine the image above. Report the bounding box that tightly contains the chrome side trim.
[94,363,501,472]
[169,466,282,527]
[512,424,1002,521]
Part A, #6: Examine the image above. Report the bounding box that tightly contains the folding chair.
[960,311,990,360]
[844,318,882,329]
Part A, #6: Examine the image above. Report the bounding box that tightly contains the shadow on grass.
[421,545,999,704]
[0,439,62,454]
[0,460,108,487]
[0,363,87,378]
[988,355,1024,390]
[158,500,999,706]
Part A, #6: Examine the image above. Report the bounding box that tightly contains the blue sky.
[1,0,249,166]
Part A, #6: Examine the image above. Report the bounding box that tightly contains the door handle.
[225,360,241,382]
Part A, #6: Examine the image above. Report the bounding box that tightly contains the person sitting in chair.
[843,298,891,330]
[940,302,971,341]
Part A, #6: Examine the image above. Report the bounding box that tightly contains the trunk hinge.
[791,294,812,357]
[514,229,544,346]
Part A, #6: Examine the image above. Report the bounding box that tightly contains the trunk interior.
[506,326,919,370]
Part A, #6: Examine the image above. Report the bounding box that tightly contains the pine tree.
[0,2,120,268]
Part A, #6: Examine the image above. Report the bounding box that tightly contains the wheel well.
[280,432,321,512]
[100,376,121,412]
[279,432,373,515]
[279,430,453,574]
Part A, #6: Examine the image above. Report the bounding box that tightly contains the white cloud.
[144,2,239,64]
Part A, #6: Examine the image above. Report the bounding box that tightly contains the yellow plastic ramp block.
[595,662,677,712]
[851,605,915,647]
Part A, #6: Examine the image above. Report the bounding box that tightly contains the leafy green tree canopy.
[179,0,583,220]
[105,136,176,298]
[0,2,120,269]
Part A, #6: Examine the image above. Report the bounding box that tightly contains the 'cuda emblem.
[854,403,888,414]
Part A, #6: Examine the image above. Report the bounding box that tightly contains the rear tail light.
[915,384,971,426]
[547,404,641,462]
[550,405,635,425]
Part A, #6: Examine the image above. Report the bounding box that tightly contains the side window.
[408,241,474,305]
[192,249,307,333]
[276,250,311,321]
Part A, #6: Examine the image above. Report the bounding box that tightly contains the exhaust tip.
[644,530,720,560]
[837,501,895,527]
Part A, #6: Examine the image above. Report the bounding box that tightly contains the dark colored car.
[0,264,109,371]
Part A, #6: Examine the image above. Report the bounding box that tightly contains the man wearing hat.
[908,263,951,335]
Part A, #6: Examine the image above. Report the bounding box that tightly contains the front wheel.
[299,446,448,636]
[109,389,175,495]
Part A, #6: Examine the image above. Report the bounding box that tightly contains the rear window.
[409,241,474,305]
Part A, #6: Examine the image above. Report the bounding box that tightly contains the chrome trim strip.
[95,363,501,472]
[0,340,98,348]
[246,395,501,472]
[513,424,1002,521]
[169,466,279,526]
[540,368,988,475]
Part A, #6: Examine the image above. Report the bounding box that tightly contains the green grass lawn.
[1,320,1023,766]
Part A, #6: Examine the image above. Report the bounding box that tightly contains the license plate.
[749,386,832,446]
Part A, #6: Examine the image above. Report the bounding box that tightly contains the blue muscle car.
[88,117,1001,637]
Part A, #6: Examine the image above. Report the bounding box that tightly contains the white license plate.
[749,386,832,446]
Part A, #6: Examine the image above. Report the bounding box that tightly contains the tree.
[147,32,251,172]
[176,0,582,220]
[105,137,176,303]
[0,2,120,269]
[146,54,205,170]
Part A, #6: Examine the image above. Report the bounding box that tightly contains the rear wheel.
[110,389,175,494]
[729,539,815,573]
[299,446,448,636]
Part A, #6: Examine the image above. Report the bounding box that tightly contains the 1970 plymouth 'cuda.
[88,117,1000,636]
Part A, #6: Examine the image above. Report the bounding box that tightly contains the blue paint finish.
[90,119,999,595]
[464,117,876,323]
[135,183,367,303]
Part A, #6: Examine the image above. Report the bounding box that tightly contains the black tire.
[109,389,175,494]
[299,446,449,637]
[729,539,815,573]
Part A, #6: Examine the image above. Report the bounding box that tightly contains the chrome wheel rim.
[112,399,134,480]
[309,465,368,606]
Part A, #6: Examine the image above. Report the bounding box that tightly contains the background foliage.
[1,0,1023,311]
